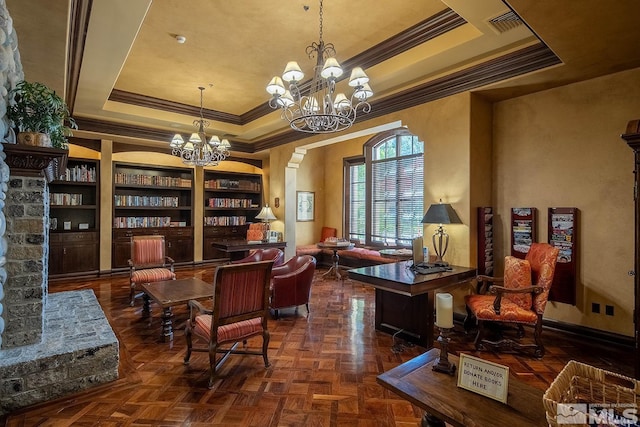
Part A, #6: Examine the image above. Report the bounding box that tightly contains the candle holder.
[433,327,456,375]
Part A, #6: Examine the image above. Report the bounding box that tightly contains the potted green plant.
[6,80,77,149]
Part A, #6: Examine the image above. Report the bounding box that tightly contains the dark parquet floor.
[1,265,634,426]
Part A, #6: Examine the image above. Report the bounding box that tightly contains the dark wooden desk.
[209,239,287,262]
[348,261,476,348]
[377,349,547,426]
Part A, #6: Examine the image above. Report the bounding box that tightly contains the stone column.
[1,174,48,348]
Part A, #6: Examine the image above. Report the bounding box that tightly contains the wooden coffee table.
[141,277,212,342]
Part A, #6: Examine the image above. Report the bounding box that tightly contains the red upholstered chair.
[232,248,284,267]
[295,226,337,256]
[128,235,175,306]
[464,243,559,357]
[183,260,274,389]
[270,255,317,319]
[321,226,337,242]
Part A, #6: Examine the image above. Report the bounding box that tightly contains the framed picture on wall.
[296,191,315,222]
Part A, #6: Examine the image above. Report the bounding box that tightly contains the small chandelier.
[170,86,231,167]
[265,0,373,134]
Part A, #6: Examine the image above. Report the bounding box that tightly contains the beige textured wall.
[269,92,477,268]
[494,67,640,336]
[320,136,367,237]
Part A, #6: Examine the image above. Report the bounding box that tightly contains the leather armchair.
[270,255,316,319]
[232,248,284,267]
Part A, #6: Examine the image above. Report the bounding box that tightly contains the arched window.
[344,129,424,247]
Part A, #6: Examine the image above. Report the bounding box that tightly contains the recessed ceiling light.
[175,35,186,44]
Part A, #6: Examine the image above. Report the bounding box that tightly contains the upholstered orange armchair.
[128,235,176,306]
[184,260,274,389]
[232,248,284,267]
[270,255,316,319]
[464,243,559,357]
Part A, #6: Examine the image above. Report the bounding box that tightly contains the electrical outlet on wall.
[591,302,600,314]
[605,305,614,316]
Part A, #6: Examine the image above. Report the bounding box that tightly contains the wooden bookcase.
[548,207,578,305]
[477,207,494,276]
[202,170,263,260]
[511,207,537,259]
[112,162,194,268]
[48,158,99,277]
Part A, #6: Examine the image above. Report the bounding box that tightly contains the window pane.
[399,135,414,156]
[370,134,424,246]
[346,131,424,248]
[348,163,365,243]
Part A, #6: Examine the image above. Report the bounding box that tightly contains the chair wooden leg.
[463,304,476,334]
[208,343,218,389]
[183,321,193,364]
[474,320,487,351]
[533,317,545,358]
[262,330,271,368]
[129,283,136,306]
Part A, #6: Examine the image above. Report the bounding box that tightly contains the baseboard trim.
[542,318,634,348]
[454,312,634,348]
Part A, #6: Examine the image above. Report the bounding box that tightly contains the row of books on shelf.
[50,193,83,206]
[207,198,258,208]
[114,216,173,228]
[204,216,247,226]
[114,173,192,188]
[114,195,179,207]
[204,179,260,191]
[59,165,97,182]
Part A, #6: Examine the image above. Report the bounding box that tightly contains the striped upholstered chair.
[184,260,274,389]
[128,235,176,306]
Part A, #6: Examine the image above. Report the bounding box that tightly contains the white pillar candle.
[435,293,454,329]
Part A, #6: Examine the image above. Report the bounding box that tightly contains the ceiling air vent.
[488,11,523,33]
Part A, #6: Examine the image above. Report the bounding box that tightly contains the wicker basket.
[543,360,640,427]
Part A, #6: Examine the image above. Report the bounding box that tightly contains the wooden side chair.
[464,242,559,357]
[184,260,274,389]
[128,235,175,306]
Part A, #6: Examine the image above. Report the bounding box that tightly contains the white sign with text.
[457,353,509,403]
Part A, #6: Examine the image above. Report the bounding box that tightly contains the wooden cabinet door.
[63,241,98,273]
[166,228,193,263]
[48,242,64,275]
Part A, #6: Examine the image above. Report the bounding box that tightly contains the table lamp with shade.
[255,204,277,241]
[421,200,462,266]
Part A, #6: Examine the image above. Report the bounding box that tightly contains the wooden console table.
[348,261,476,348]
[209,239,287,262]
[377,349,547,426]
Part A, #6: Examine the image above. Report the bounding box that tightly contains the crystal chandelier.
[170,86,231,167]
[266,0,373,134]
